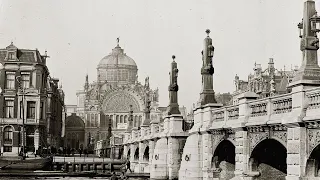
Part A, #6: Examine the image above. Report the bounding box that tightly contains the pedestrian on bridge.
[125,158,132,173]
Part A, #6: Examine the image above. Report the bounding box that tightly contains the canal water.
[0,177,149,180]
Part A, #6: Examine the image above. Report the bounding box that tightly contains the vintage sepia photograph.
[0,0,320,179]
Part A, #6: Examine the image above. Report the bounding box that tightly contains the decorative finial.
[172,55,176,61]
[205,29,211,36]
[116,37,120,46]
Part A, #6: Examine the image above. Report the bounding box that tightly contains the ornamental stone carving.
[272,131,287,146]
[212,134,224,153]
[249,132,268,153]
[103,92,141,113]
[308,129,320,155]
[227,133,236,144]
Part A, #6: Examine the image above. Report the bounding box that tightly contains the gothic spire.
[84,74,89,91]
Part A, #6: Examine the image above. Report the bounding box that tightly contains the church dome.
[98,45,137,67]
[66,113,85,128]
[97,40,138,85]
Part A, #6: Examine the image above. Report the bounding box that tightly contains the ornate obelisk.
[290,0,320,86]
[199,29,217,105]
[167,55,181,115]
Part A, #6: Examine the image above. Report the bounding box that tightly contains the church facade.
[65,40,187,151]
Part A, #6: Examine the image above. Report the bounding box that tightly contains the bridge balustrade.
[306,87,320,110]
[227,105,239,120]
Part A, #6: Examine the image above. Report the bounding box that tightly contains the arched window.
[110,115,114,128]
[95,114,98,127]
[86,119,90,127]
[134,116,137,127]
[120,115,124,123]
[138,116,142,127]
[3,126,13,143]
[116,115,119,128]
[124,115,128,123]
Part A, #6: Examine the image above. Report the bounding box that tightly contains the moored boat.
[0,156,53,171]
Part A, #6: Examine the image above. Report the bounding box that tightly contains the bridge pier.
[286,127,308,180]
[201,132,214,180]
[151,115,187,180]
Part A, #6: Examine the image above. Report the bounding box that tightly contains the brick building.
[0,42,65,156]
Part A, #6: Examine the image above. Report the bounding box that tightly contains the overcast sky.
[0,0,319,110]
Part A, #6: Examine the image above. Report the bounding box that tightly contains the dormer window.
[9,52,14,59]
[7,52,16,60]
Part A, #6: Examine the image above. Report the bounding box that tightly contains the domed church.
[65,39,187,151]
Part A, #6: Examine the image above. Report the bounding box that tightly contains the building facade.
[66,40,187,151]
[0,43,65,156]
[232,58,298,105]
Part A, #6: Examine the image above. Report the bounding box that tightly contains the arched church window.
[91,119,95,127]
[86,119,90,127]
[116,115,119,128]
[120,115,123,123]
[138,116,142,127]
[124,115,128,123]
[110,115,113,128]
[134,116,137,127]
[95,116,98,127]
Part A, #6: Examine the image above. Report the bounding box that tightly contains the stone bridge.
[121,1,320,179]
[122,87,320,179]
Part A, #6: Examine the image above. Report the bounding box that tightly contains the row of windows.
[86,113,99,121]
[86,119,99,127]
[105,69,136,82]
[4,100,44,119]
[5,72,31,89]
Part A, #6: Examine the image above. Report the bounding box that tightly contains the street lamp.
[16,75,26,159]
[310,12,320,34]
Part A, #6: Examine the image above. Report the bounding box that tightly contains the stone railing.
[212,109,225,122]
[209,93,296,123]
[306,87,320,109]
[271,94,292,114]
[226,106,239,120]
[248,100,268,117]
